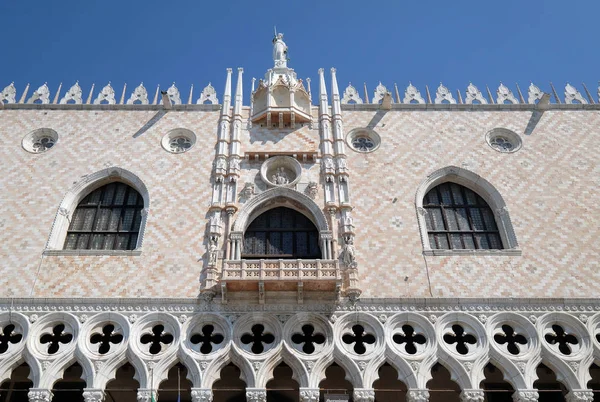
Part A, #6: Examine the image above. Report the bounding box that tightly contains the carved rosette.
[566,391,595,402]
[407,389,430,402]
[353,389,375,402]
[512,390,539,402]
[246,389,267,402]
[460,389,484,402]
[28,389,53,402]
[299,388,320,402]
[83,389,105,402]
[191,388,214,402]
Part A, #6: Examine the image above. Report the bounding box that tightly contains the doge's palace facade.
[0,35,599,402]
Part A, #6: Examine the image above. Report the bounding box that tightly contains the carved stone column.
[460,389,485,402]
[512,390,539,402]
[407,389,430,402]
[28,389,53,402]
[299,388,320,402]
[566,390,594,402]
[82,389,104,402]
[353,388,375,402]
[246,388,267,402]
[137,389,157,402]
[191,388,213,402]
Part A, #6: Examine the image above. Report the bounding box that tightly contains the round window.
[161,128,196,154]
[346,128,381,153]
[22,128,59,154]
[486,128,522,153]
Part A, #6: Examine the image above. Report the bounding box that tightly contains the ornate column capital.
[191,388,213,402]
[407,389,430,402]
[299,388,320,402]
[460,389,485,402]
[512,390,539,402]
[246,388,267,402]
[566,390,595,402]
[83,389,105,402]
[28,389,53,402]
[137,389,157,402]
[353,388,375,402]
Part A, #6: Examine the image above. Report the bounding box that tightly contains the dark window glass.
[242,207,321,259]
[64,183,143,250]
[423,183,503,250]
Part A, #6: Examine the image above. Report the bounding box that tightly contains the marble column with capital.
[353,388,375,402]
[28,389,53,402]
[82,389,105,402]
[137,389,157,402]
[566,390,594,402]
[246,388,267,402]
[460,389,485,402]
[299,388,320,402]
[191,388,214,402]
[407,389,430,402]
[512,390,539,402]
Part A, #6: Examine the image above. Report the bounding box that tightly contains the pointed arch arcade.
[229,187,332,260]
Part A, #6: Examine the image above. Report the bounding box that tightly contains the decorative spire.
[486,85,495,104]
[234,68,244,116]
[306,77,311,102]
[515,83,525,103]
[52,83,62,104]
[19,83,30,103]
[425,85,432,103]
[222,68,233,113]
[581,83,595,104]
[394,83,401,103]
[86,83,94,104]
[330,68,341,115]
[318,68,328,114]
[152,85,160,105]
[119,83,126,104]
[549,82,561,104]
[363,82,369,104]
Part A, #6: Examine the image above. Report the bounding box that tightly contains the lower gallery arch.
[0,363,33,402]
[480,363,514,402]
[265,363,299,402]
[52,362,86,402]
[533,363,568,402]
[104,362,139,402]
[212,363,246,402]
[157,362,192,402]
[427,363,461,402]
[588,363,600,400]
[372,363,407,402]
[319,363,353,402]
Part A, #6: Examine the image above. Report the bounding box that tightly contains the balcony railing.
[222,259,340,281]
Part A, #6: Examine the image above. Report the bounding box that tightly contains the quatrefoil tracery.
[443,324,476,355]
[393,324,426,355]
[342,324,375,355]
[291,324,325,354]
[0,324,23,354]
[140,325,173,355]
[90,324,124,355]
[544,324,578,355]
[494,325,527,355]
[190,325,224,354]
[40,324,73,355]
[241,324,275,354]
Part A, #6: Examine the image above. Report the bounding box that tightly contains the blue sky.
[1,1,599,103]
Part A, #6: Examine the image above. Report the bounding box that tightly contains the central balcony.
[220,259,341,304]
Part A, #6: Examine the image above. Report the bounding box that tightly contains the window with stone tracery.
[242,207,320,259]
[424,182,502,250]
[64,182,144,250]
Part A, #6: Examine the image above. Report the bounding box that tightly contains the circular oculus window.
[22,128,58,154]
[346,128,381,153]
[161,128,196,154]
[486,128,522,153]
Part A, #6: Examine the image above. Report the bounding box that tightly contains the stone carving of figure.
[229,157,240,171]
[272,33,288,66]
[210,212,222,228]
[323,157,334,170]
[216,158,226,170]
[271,167,290,185]
[341,236,356,267]
[208,236,218,266]
[343,214,353,227]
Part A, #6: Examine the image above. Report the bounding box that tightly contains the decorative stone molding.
[27,83,50,104]
[564,84,587,104]
[565,390,595,402]
[93,83,116,105]
[353,388,375,402]
[496,83,519,104]
[137,389,157,402]
[22,128,59,154]
[404,83,425,104]
[465,83,487,104]
[45,167,150,251]
[299,388,320,402]
[0,82,16,104]
[59,82,83,104]
[346,128,381,153]
[415,166,520,252]
[485,128,522,153]
[246,388,267,402]
[191,388,213,402]
[372,82,392,104]
[161,128,197,154]
[126,83,149,105]
[341,83,363,104]
[407,389,430,402]
[167,83,182,105]
[460,389,485,402]
[259,156,302,188]
[528,83,544,104]
[28,389,53,402]
[512,390,539,402]
[435,83,456,104]
[82,389,105,402]
[305,182,318,199]
[197,83,218,104]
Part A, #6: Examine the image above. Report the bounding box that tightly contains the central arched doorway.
[242,207,321,259]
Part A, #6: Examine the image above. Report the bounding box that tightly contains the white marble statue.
[271,167,290,185]
[272,33,288,67]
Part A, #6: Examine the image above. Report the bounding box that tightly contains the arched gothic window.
[424,182,502,250]
[242,207,321,259]
[64,182,144,250]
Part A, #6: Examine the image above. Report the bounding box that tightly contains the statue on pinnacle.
[272,28,288,68]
